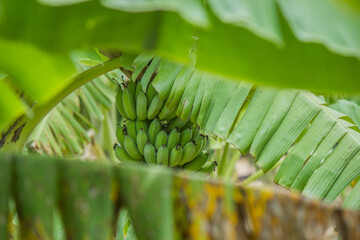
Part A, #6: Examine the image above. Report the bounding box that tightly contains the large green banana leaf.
[129,55,360,208]
[0,0,359,110]
[0,0,360,146]
[1,154,359,240]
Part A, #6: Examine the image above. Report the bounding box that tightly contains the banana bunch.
[115,78,175,121]
[114,118,210,171]
[114,79,214,172]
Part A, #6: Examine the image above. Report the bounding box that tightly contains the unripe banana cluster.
[115,78,174,121]
[113,80,211,171]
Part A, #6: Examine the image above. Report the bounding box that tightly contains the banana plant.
[1,49,360,202]
[27,50,360,209]
[0,0,360,239]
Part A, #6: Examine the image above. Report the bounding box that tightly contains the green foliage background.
[0,0,360,239]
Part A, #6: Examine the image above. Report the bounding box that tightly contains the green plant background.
[1,0,360,239]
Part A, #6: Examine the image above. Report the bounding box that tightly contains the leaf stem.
[239,158,284,186]
[50,57,123,108]
[217,142,230,176]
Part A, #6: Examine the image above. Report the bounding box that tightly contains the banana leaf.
[1,155,360,240]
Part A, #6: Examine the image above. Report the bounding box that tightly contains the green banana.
[136,128,148,155]
[136,91,148,120]
[148,118,161,145]
[198,161,217,174]
[128,80,137,97]
[146,83,157,105]
[135,81,142,99]
[158,103,174,120]
[158,72,189,119]
[179,141,196,165]
[191,126,200,140]
[147,94,165,120]
[167,128,181,151]
[181,120,194,131]
[164,107,177,120]
[200,135,208,151]
[115,87,129,119]
[116,124,126,146]
[168,117,188,130]
[157,145,169,165]
[182,152,209,171]
[155,130,168,149]
[169,144,183,167]
[126,120,137,141]
[122,86,137,120]
[124,135,143,160]
[203,135,210,150]
[136,119,148,134]
[144,143,156,164]
[190,135,204,160]
[114,144,133,162]
[179,128,192,146]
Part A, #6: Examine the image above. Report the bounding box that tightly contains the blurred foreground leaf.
[1,155,360,239]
